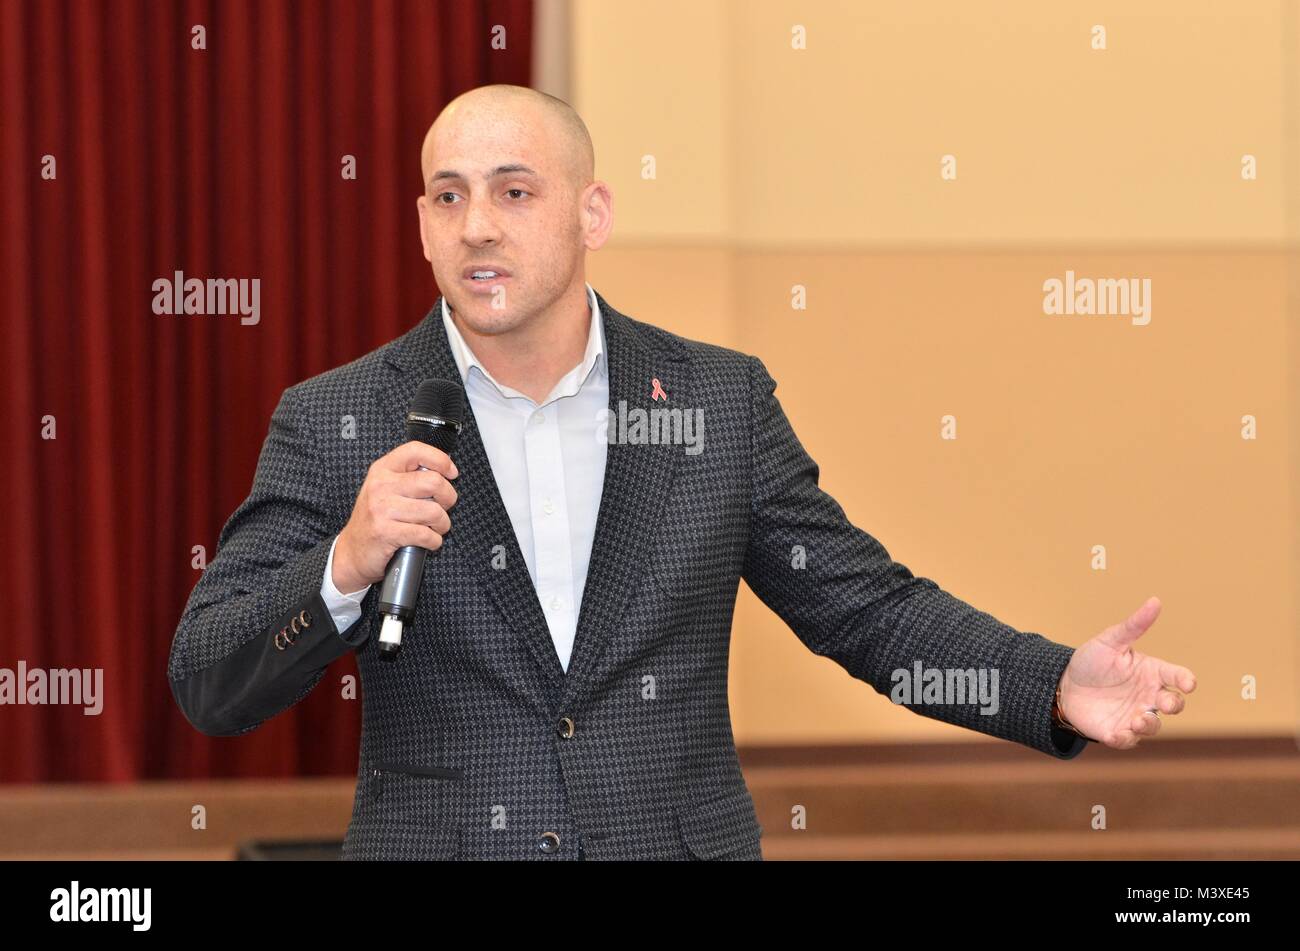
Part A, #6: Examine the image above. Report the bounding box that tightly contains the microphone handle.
[377,545,429,626]
[376,461,440,652]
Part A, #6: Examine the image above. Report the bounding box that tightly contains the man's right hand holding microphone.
[330,441,460,596]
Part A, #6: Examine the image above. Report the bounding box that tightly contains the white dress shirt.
[321,283,609,673]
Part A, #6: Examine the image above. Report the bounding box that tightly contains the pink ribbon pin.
[650,377,667,401]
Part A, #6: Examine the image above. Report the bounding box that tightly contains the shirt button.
[531,411,545,426]
[542,498,555,515]
[550,596,562,611]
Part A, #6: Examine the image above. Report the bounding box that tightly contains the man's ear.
[582,181,614,252]
[415,195,434,263]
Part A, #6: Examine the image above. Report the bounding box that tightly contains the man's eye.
[506,189,527,199]
[437,193,460,204]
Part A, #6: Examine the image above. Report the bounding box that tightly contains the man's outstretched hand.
[1057,596,1197,750]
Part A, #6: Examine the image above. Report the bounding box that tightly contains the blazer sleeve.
[740,355,1088,759]
[167,384,370,737]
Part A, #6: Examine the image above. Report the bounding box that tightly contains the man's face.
[416,101,589,336]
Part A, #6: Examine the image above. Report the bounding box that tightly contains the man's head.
[416,84,612,336]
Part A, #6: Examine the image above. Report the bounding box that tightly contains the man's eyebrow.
[428,164,540,184]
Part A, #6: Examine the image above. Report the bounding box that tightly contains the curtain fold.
[0,0,534,781]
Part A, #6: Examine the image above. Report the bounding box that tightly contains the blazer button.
[538,832,560,854]
[299,609,312,628]
[557,716,575,739]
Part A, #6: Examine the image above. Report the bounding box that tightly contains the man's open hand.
[1057,596,1197,750]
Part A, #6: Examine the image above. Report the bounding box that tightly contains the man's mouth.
[462,266,512,282]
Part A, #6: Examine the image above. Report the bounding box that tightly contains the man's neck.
[451,283,591,404]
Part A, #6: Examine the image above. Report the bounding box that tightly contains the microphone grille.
[409,377,466,423]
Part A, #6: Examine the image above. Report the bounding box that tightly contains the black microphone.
[376,378,465,655]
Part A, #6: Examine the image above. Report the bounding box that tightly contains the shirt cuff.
[321,534,371,636]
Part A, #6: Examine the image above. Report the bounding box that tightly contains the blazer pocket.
[677,785,764,860]
[369,761,466,830]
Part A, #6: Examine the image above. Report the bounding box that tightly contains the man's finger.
[1152,688,1185,716]
[1159,660,1196,694]
[391,469,458,510]
[380,495,451,532]
[388,441,457,477]
[1130,708,1163,737]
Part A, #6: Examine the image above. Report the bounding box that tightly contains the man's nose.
[461,195,502,245]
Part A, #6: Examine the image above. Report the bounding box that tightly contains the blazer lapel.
[558,291,691,710]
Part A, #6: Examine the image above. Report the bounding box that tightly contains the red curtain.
[0,0,533,782]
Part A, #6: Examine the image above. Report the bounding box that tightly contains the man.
[167,84,1197,861]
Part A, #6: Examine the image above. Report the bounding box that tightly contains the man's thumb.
[1100,595,1162,650]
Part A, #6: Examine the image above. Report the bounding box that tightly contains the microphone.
[377,378,465,656]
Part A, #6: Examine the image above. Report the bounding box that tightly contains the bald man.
[168,84,1197,861]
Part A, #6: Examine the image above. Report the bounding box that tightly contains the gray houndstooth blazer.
[167,288,1087,861]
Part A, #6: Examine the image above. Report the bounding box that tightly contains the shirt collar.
[440,282,605,403]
